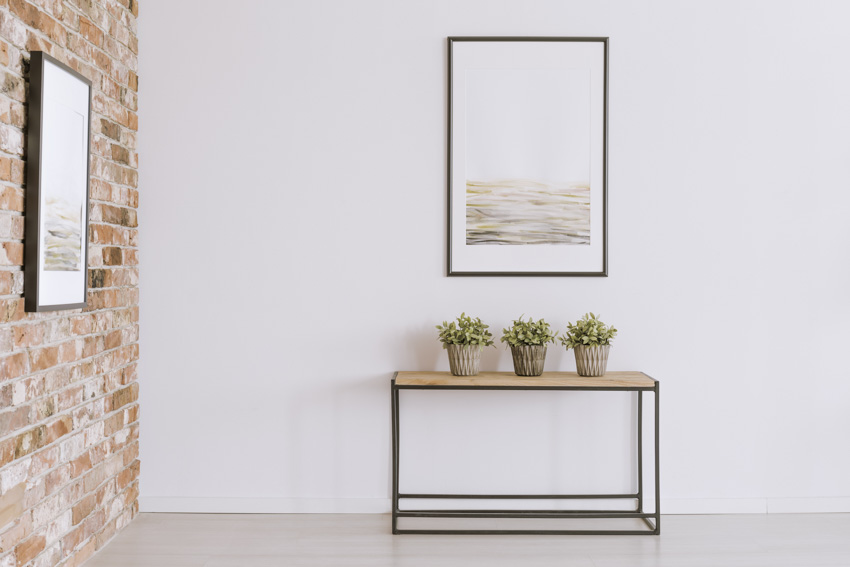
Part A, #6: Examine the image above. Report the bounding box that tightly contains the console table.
[391,371,660,535]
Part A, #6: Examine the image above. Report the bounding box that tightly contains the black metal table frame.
[390,373,660,535]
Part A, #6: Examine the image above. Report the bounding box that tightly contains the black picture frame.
[25,51,92,311]
[447,37,608,277]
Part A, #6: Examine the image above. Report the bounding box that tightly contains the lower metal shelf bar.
[399,493,637,500]
[399,508,637,515]
[398,511,656,519]
[395,529,656,536]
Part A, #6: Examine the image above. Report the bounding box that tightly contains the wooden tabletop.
[394,371,656,389]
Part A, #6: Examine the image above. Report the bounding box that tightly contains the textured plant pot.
[574,345,611,377]
[446,344,482,376]
[510,345,547,376]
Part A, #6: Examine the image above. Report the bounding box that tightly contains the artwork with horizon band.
[465,67,591,246]
[25,51,92,311]
[447,38,608,276]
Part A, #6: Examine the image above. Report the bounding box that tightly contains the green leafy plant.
[436,313,495,348]
[560,312,617,349]
[500,316,556,347]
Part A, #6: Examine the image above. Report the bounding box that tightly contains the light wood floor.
[85,513,850,566]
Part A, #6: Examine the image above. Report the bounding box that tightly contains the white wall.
[138,0,850,514]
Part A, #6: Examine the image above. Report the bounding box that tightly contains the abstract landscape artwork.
[448,38,608,276]
[25,52,92,311]
[42,102,85,272]
[466,179,590,245]
[464,66,591,248]
[44,196,83,271]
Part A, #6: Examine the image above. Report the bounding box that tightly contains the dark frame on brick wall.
[25,51,92,312]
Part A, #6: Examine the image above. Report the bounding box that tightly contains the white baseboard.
[139,497,391,514]
[663,498,850,514]
[767,497,850,514]
[662,498,767,514]
[140,497,850,515]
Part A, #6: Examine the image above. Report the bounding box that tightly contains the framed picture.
[25,52,92,311]
[447,37,608,276]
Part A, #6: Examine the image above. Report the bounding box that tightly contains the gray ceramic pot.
[574,345,610,377]
[510,345,547,376]
[446,344,482,376]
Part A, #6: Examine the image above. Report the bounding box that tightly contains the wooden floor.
[85,513,850,566]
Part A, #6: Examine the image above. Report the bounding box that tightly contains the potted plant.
[436,313,494,376]
[500,316,556,376]
[560,312,617,377]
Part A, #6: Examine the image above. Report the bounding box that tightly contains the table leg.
[654,382,661,534]
[637,391,643,513]
[391,381,399,534]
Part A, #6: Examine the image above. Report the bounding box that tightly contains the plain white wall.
[138,0,850,514]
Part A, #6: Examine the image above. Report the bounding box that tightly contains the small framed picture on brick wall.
[24,51,93,311]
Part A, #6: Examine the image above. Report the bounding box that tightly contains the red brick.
[29,444,59,475]
[0,241,22,265]
[45,463,71,493]
[10,215,23,239]
[14,425,46,459]
[25,29,52,53]
[15,533,46,566]
[79,16,103,46]
[45,415,73,444]
[72,494,96,525]
[29,346,59,372]
[13,323,44,348]
[0,270,14,294]
[0,298,25,323]
[71,315,93,335]
[105,331,122,350]
[0,513,30,554]
[102,247,122,265]
[0,405,29,436]
[0,437,14,466]
[10,104,25,129]
[56,384,83,412]
[5,159,22,186]
[1,351,28,379]
[0,156,11,180]
[111,383,137,411]
[71,452,93,478]
[101,205,137,227]
[59,340,79,363]
[0,186,24,211]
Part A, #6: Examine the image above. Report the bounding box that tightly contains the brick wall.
[0,0,139,566]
